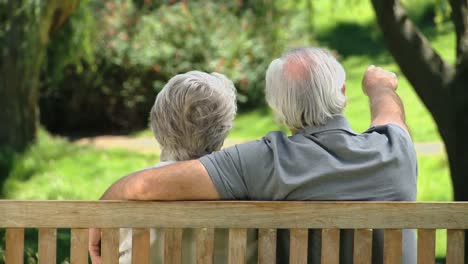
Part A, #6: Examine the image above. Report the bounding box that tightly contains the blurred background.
[1,0,466,262]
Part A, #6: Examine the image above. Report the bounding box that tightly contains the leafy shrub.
[40,0,302,133]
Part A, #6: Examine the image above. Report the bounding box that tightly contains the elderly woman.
[119,71,243,263]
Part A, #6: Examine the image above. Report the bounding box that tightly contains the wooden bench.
[0,201,467,264]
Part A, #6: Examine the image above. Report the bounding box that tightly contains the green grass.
[417,154,452,258]
[0,132,159,264]
[2,130,158,200]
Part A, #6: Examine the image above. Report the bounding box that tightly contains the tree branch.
[448,0,468,66]
[370,0,454,121]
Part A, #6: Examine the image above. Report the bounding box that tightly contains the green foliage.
[40,0,306,132]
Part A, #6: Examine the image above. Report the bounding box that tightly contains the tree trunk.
[446,63,468,202]
[370,0,468,200]
[370,1,468,260]
[0,0,79,188]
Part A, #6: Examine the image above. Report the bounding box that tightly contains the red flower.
[152,65,162,72]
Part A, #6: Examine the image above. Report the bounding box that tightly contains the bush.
[40,0,303,133]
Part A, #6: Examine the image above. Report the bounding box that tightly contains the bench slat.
[132,228,150,264]
[321,228,340,264]
[70,228,89,264]
[417,229,435,264]
[383,229,402,264]
[102,228,119,264]
[196,228,214,264]
[289,228,308,264]
[1,201,467,229]
[164,228,183,264]
[258,228,277,264]
[228,228,247,264]
[39,228,56,264]
[353,229,372,264]
[5,228,24,264]
[446,229,465,264]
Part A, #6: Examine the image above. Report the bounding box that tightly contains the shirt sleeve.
[199,145,248,200]
[364,123,415,151]
[364,123,418,199]
[199,138,276,200]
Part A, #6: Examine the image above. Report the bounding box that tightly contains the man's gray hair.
[150,71,237,161]
[265,47,346,129]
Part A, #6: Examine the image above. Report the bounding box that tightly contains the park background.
[0,0,464,263]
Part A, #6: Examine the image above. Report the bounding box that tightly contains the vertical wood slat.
[196,228,215,264]
[289,228,308,264]
[101,228,119,264]
[132,228,150,264]
[228,228,247,264]
[446,229,465,264]
[5,228,24,264]
[417,229,435,264]
[354,229,372,264]
[321,228,340,264]
[258,228,277,264]
[70,228,89,264]
[164,228,183,264]
[383,229,402,264]
[39,228,57,264]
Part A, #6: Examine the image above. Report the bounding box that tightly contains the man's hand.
[361,65,409,135]
[89,228,102,264]
[362,65,398,96]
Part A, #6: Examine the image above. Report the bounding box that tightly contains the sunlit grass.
[2,130,158,200]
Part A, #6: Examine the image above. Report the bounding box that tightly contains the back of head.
[265,47,346,129]
[150,71,237,161]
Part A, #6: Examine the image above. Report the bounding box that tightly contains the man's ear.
[341,84,346,96]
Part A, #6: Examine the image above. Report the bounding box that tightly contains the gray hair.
[150,71,237,161]
[265,47,346,129]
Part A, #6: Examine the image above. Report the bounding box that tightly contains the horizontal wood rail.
[1,201,467,263]
[1,201,467,228]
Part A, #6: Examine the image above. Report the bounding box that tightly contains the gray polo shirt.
[199,114,417,263]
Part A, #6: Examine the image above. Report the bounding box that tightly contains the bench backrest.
[1,201,467,264]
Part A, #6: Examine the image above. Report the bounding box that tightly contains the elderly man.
[90,47,417,263]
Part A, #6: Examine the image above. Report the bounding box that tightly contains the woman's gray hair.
[265,47,346,129]
[150,71,237,161]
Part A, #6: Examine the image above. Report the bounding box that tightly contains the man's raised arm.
[362,65,410,135]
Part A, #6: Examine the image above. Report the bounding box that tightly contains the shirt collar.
[298,114,356,135]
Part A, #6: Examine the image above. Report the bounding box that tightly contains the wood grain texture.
[5,228,24,264]
[0,201,467,228]
[321,228,340,264]
[289,228,308,264]
[196,228,214,264]
[228,228,247,264]
[353,229,372,264]
[70,228,89,264]
[417,229,435,264]
[39,228,56,264]
[101,228,119,264]
[132,228,150,264]
[258,228,277,264]
[446,229,465,264]
[164,228,183,264]
[383,229,402,264]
